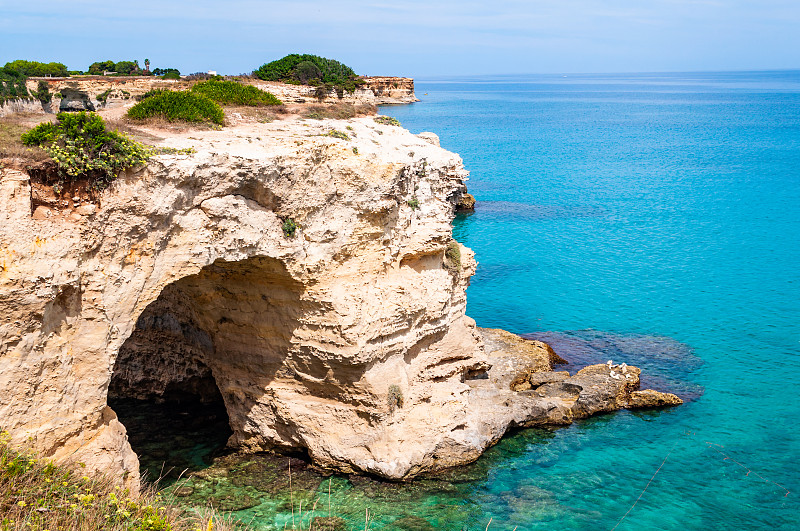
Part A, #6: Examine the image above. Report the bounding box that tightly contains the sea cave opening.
[108,283,233,483]
[108,256,305,484]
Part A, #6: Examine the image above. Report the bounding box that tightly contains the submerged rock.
[628,389,683,408]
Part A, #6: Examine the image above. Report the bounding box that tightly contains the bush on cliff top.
[190,80,282,107]
[3,60,68,78]
[253,54,365,96]
[21,112,151,192]
[0,431,240,531]
[254,54,356,84]
[127,90,225,125]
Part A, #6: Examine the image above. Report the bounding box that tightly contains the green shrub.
[135,88,168,102]
[21,112,151,191]
[34,80,51,103]
[127,90,224,125]
[3,59,68,77]
[87,60,115,75]
[254,54,357,83]
[191,80,282,106]
[293,60,322,84]
[96,88,112,103]
[444,241,461,271]
[87,60,141,76]
[253,54,365,96]
[162,72,181,80]
[0,68,30,105]
[282,218,298,238]
[152,68,180,77]
[114,60,139,75]
[325,130,349,140]
[374,115,401,126]
[407,197,419,210]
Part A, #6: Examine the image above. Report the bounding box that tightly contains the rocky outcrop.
[253,77,417,105]
[467,329,682,433]
[455,193,476,211]
[361,77,419,104]
[0,116,481,488]
[0,98,46,118]
[0,116,680,489]
[10,76,415,117]
[24,77,187,113]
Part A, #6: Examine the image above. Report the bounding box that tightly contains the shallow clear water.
[128,72,800,530]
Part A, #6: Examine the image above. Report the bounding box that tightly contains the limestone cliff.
[0,117,679,489]
[14,76,417,116]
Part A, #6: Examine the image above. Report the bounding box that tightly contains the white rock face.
[0,117,484,487]
[0,116,681,489]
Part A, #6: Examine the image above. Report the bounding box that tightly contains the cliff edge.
[0,116,679,489]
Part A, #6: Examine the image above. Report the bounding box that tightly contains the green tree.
[88,60,115,75]
[114,60,138,75]
[3,60,68,77]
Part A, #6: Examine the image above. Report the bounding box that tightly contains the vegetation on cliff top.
[21,112,151,191]
[190,80,282,107]
[3,60,68,78]
[127,90,225,125]
[0,431,239,531]
[253,54,365,97]
[87,61,180,77]
[0,70,29,106]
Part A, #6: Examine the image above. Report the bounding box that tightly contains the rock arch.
[0,130,487,489]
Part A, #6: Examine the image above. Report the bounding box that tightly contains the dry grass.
[222,104,290,125]
[117,114,220,133]
[0,116,51,167]
[0,431,244,531]
[300,103,377,120]
[104,118,165,145]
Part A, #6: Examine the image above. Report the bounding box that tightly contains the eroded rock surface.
[0,116,681,489]
[468,329,683,436]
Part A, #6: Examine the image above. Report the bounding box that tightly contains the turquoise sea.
[378,71,800,530]
[124,71,800,530]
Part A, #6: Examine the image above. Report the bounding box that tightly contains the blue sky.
[1,0,798,76]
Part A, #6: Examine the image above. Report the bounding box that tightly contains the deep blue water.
[374,71,800,530]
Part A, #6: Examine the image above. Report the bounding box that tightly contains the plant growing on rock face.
[282,217,298,238]
[96,88,112,103]
[34,80,52,103]
[444,241,461,272]
[21,111,151,191]
[407,197,419,210]
[324,130,349,140]
[388,384,403,413]
[374,116,400,127]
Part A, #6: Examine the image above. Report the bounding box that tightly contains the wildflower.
[17,500,26,507]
